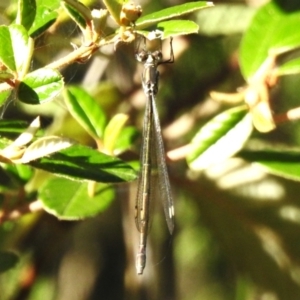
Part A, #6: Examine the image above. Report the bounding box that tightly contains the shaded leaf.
[276,56,300,76]
[40,177,115,219]
[0,91,12,108]
[0,251,19,273]
[0,119,35,137]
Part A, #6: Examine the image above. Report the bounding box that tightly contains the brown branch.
[0,200,44,223]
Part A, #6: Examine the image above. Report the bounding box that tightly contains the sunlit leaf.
[64,86,107,140]
[29,144,137,182]
[240,145,300,182]
[102,0,126,25]
[9,24,33,76]
[0,26,16,71]
[103,113,128,154]
[40,177,115,219]
[16,0,36,30]
[29,6,58,38]
[195,4,256,36]
[11,116,40,148]
[20,136,74,163]
[240,2,300,79]
[17,68,64,104]
[187,106,253,170]
[136,1,213,30]
[114,126,138,155]
[156,20,199,39]
[61,0,91,32]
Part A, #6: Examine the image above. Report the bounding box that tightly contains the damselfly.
[135,38,174,275]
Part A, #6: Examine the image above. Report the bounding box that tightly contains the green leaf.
[9,24,33,76]
[0,164,33,189]
[0,24,33,75]
[16,0,37,31]
[156,20,199,39]
[195,4,256,36]
[29,144,137,183]
[61,0,91,32]
[240,1,300,79]
[136,1,213,30]
[187,106,253,170]
[102,0,125,25]
[0,251,19,273]
[276,56,300,76]
[40,178,115,219]
[0,91,11,108]
[17,68,64,104]
[103,113,128,154]
[0,167,19,191]
[0,119,34,137]
[28,6,58,38]
[114,126,138,155]
[0,72,14,82]
[20,136,74,163]
[240,145,300,182]
[0,26,16,71]
[64,86,107,140]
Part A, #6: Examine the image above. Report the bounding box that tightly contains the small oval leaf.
[187,106,253,170]
[40,177,115,219]
[21,136,74,163]
[157,20,199,39]
[17,68,64,104]
[136,1,213,30]
[240,2,300,79]
[103,113,129,154]
[29,6,58,38]
[16,0,36,31]
[240,144,300,182]
[29,144,137,183]
[64,86,107,140]
[0,25,16,71]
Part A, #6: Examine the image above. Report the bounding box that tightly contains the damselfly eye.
[136,50,148,62]
[152,50,163,62]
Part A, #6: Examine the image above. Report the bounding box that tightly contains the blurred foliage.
[1,0,300,300]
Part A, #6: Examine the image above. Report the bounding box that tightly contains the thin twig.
[0,200,43,223]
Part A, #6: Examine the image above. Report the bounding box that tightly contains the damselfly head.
[135,50,148,63]
[152,50,163,62]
